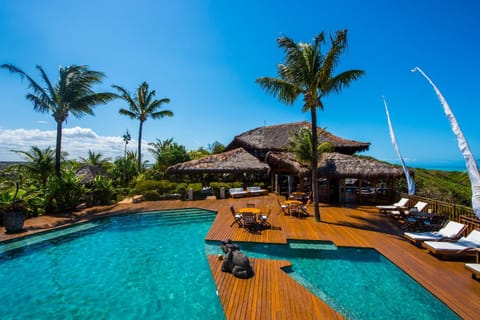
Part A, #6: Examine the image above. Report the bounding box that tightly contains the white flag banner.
[413,67,480,218]
[383,97,415,195]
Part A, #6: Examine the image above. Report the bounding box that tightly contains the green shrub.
[143,190,162,201]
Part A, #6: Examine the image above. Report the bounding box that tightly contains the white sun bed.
[423,229,480,258]
[404,221,466,245]
[376,197,409,213]
[465,263,480,280]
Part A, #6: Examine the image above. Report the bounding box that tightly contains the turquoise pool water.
[206,241,460,320]
[0,209,225,320]
[1,210,461,320]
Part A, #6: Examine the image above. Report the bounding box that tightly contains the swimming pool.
[0,209,225,320]
[0,210,461,320]
[206,241,460,320]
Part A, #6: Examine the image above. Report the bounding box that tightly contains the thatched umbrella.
[226,121,370,155]
[166,148,270,174]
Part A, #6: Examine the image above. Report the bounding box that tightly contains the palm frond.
[255,77,301,105]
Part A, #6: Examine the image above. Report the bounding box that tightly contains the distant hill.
[0,161,25,170]
[411,168,473,206]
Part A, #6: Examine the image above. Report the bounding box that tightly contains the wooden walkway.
[208,255,343,319]
[2,194,479,319]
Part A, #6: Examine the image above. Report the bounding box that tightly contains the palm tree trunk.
[55,120,63,177]
[310,108,320,221]
[137,120,143,171]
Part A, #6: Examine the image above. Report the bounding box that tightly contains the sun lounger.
[465,263,480,280]
[376,197,409,213]
[404,221,466,245]
[246,186,269,196]
[229,188,249,198]
[389,201,429,221]
[423,229,480,259]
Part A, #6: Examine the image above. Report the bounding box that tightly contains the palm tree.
[79,150,111,167]
[288,126,333,165]
[12,146,55,187]
[113,82,173,171]
[2,64,116,177]
[256,30,364,221]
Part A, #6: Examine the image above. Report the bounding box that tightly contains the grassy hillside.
[410,168,472,206]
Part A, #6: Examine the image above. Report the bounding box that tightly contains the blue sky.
[1,0,479,169]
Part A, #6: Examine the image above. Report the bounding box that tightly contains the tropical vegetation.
[256,30,364,221]
[1,64,117,177]
[113,81,173,172]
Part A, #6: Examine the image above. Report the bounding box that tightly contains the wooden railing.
[400,193,479,233]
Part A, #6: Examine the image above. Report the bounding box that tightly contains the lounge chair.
[389,201,429,222]
[230,206,243,227]
[423,229,480,259]
[229,188,249,198]
[376,197,409,213]
[465,263,480,280]
[404,221,467,245]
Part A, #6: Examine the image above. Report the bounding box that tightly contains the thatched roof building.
[317,153,404,179]
[226,121,370,157]
[265,151,404,180]
[166,148,270,174]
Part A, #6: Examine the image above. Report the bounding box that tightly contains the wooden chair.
[230,206,243,227]
[242,212,258,232]
[258,209,271,229]
[277,198,289,215]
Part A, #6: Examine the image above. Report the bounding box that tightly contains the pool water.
[206,241,460,320]
[0,209,225,320]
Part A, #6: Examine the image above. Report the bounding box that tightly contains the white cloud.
[0,127,154,162]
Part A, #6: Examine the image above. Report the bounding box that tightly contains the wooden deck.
[2,194,479,319]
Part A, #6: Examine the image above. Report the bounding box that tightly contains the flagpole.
[382,96,415,195]
[412,67,480,218]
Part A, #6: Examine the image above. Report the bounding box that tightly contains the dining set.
[278,192,310,217]
[230,205,271,233]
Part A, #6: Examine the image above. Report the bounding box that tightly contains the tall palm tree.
[256,30,364,221]
[2,64,116,177]
[113,81,173,171]
[12,146,55,187]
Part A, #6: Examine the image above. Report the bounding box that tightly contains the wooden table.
[284,200,303,216]
[239,207,261,214]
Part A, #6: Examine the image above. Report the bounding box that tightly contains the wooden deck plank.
[2,194,479,319]
[208,255,343,320]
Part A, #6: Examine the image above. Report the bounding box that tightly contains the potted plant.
[0,182,26,234]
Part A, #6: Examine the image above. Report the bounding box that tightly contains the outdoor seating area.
[230,204,271,233]
[381,200,453,232]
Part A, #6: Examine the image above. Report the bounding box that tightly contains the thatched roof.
[317,153,405,179]
[265,151,405,179]
[166,148,270,174]
[226,121,370,155]
[265,151,310,177]
[75,164,110,184]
